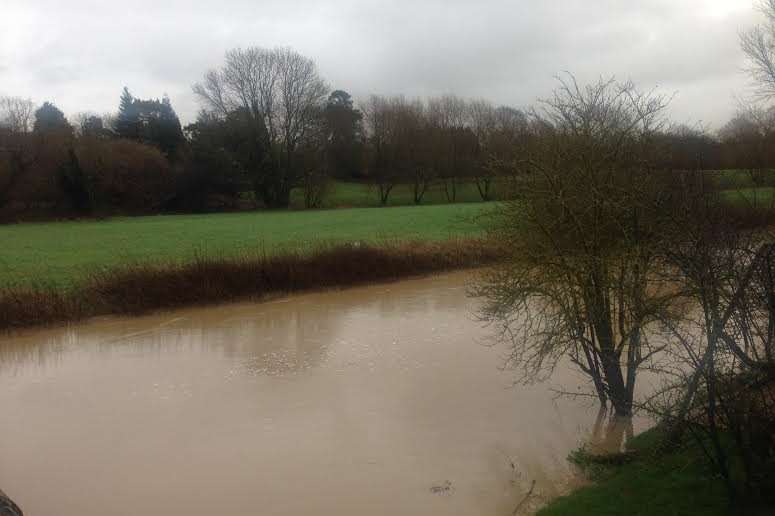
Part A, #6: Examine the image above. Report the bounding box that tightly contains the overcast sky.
[0,0,764,128]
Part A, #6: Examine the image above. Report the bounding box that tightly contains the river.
[0,271,651,515]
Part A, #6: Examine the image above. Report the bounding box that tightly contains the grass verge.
[0,239,503,332]
[537,428,728,516]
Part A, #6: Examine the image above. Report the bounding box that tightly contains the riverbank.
[0,202,490,289]
[537,428,727,516]
[0,239,503,331]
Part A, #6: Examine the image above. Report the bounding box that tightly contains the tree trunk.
[600,348,630,416]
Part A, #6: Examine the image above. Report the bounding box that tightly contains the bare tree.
[468,101,528,201]
[395,97,430,204]
[361,95,428,204]
[741,0,775,99]
[649,172,775,506]
[0,96,35,134]
[298,106,331,208]
[474,76,672,416]
[362,95,397,205]
[427,95,473,202]
[193,46,328,207]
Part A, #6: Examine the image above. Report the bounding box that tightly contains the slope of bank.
[0,239,503,332]
[537,429,727,516]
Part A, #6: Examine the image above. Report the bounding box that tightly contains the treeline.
[2,46,775,220]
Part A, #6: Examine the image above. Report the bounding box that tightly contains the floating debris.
[430,480,453,495]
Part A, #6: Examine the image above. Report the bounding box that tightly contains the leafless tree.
[362,95,398,205]
[297,106,331,208]
[468,100,528,201]
[396,97,431,204]
[0,96,35,134]
[474,76,673,416]
[647,171,775,506]
[193,46,328,206]
[362,95,428,204]
[741,0,775,99]
[427,95,473,202]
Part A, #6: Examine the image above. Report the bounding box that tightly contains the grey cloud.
[0,0,762,127]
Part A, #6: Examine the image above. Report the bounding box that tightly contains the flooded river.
[0,271,650,515]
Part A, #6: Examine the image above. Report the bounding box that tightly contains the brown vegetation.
[0,239,503,332]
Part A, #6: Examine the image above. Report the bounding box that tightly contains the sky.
[0,0,764,129]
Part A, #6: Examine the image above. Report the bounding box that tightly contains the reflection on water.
[0,272,650,516]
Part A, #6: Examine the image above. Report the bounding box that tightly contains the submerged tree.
[474,76,673,416]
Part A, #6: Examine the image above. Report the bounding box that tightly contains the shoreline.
[0,239,503,333]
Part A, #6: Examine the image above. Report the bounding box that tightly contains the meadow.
[0,202,491,289]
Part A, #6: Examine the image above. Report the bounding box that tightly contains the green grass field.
[720,186,775,207]
[0,202,492,289]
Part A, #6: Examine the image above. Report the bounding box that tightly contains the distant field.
[289,180,501,209]
[719,186,775,207]
[0,203,492,288]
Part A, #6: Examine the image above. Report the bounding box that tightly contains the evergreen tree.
[114,88,184,156]
[324,90,363,179]
[33,102,71,134]
[115,87,137,139]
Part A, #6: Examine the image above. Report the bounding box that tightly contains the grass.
[0,202,491,289]
[537,429,728,516]
[720,186,775,208]
[288,179,501,209]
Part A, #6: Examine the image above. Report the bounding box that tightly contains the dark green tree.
[115,87,136,138]
[323,90,363,179]
[180,109,274,210]
[33,102,71,134]
[59,147,94,214]
[115,88,184,157]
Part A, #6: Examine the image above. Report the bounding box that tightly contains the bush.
[76,137,176,213]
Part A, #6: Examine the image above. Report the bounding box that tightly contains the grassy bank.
[0,202,491,289]
[537,429,727,516]
[0,239,503,331]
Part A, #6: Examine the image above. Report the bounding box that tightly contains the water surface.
[0,272,648,515]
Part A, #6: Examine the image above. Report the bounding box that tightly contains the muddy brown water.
[0,271,652,516]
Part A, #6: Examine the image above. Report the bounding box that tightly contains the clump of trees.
[0,90,181,219]
[360,94,528,205]
[4,39,775,221]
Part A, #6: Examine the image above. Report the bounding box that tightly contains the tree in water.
[474,76,673,417]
